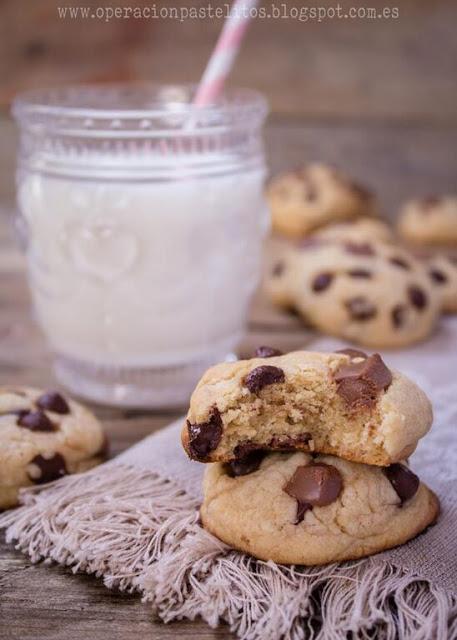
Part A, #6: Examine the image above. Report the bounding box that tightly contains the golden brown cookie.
[266,240,441,348]
[201,451,439,565]
[267,164,376,239]
[397,195,457,247]
[182,349,432,466]
[0,387,107,509]
[313,218,394,244]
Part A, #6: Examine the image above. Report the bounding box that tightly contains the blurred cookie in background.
[313,217,394,245]
[397,195,457,247]
[267,163,377,239]
[265,239,441,348]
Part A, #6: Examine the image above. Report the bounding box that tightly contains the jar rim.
[12,83,268,133]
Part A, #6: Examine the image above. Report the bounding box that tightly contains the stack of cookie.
[265,164,457,346]
[182,348,439,565]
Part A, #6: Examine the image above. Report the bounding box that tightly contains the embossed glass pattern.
[14,85,269,407]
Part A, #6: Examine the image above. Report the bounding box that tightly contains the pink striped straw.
[193,0,259,107]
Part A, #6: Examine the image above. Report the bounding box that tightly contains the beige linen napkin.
[1,319,457,640]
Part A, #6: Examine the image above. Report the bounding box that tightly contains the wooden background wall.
[0,0,456,213]
[1,0,456,120]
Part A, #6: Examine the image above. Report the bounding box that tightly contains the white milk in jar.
[14,85,269,407]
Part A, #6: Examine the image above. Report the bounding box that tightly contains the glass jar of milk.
[14,85,269,407]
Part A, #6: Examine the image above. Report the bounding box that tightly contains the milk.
[18,165,268,368]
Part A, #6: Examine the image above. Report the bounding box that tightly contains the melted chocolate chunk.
[233,441,259,459]
[335,348,368,360]
[36,391,70,414]
[408,285,427,310]
[312,272,333,292]
[384,464,419,504]
[268,433,311,450]
[389,257,411,271]
[27,453,67,484]
[227,450,265,477]
[17,410,56,432]
[255,345,283,358]
[272,261,285,277]
[334,353,392,409]
[244,365,285,393]
[186,407,223,461]
[347,268,372,279]
[429,268,448,284]
[391,304,406,328]
[345,296,377,321]
[284,463,343,524]
[344,242,375,256]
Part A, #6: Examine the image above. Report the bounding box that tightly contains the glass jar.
[13,84,269,408]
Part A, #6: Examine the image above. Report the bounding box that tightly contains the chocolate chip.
[284,463,343,524]
[269,433,311,450]
[344,242,375,256]
[408,285,427,310]
[186,407,223,461]
[420,195,441,211]
[349,182,373,201]
[244,365,285,393]
[27,453,67,484]
[429,268,448,285]
[334,353,392,409]
[345,296,377,321]
[335,348,368,360]
[384,464,419,504]
[233,441,258,458]
[389,257,411,271]
[17,410,56,432]
[1,408,28,418]
[304,184,318,202]
[347,268,372,278]
[36,391,70,414]
[312,272,333,292]
[255,346,283,358]
[272,262,284,277]
[227,450,265,477]
[392,304,406,328]
[96,434,110,459]
[296,171,318,202]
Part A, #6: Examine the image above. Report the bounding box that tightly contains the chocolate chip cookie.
[313,218,394,244]
[268,240,440,348]
[0,387,107,509]
[397,195,457,247]
[182,350,432,466]
[425,254,457,313]
[201,451,439,565]
[267,164,377,239]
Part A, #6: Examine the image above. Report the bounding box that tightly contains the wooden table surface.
[0,109,456,639]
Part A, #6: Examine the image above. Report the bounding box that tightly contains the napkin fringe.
[143,514,457,640]
[0,462,200,592]
[1,463,455,640]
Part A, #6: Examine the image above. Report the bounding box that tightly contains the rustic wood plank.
[1,0,457,123]
[0,541,229,640]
